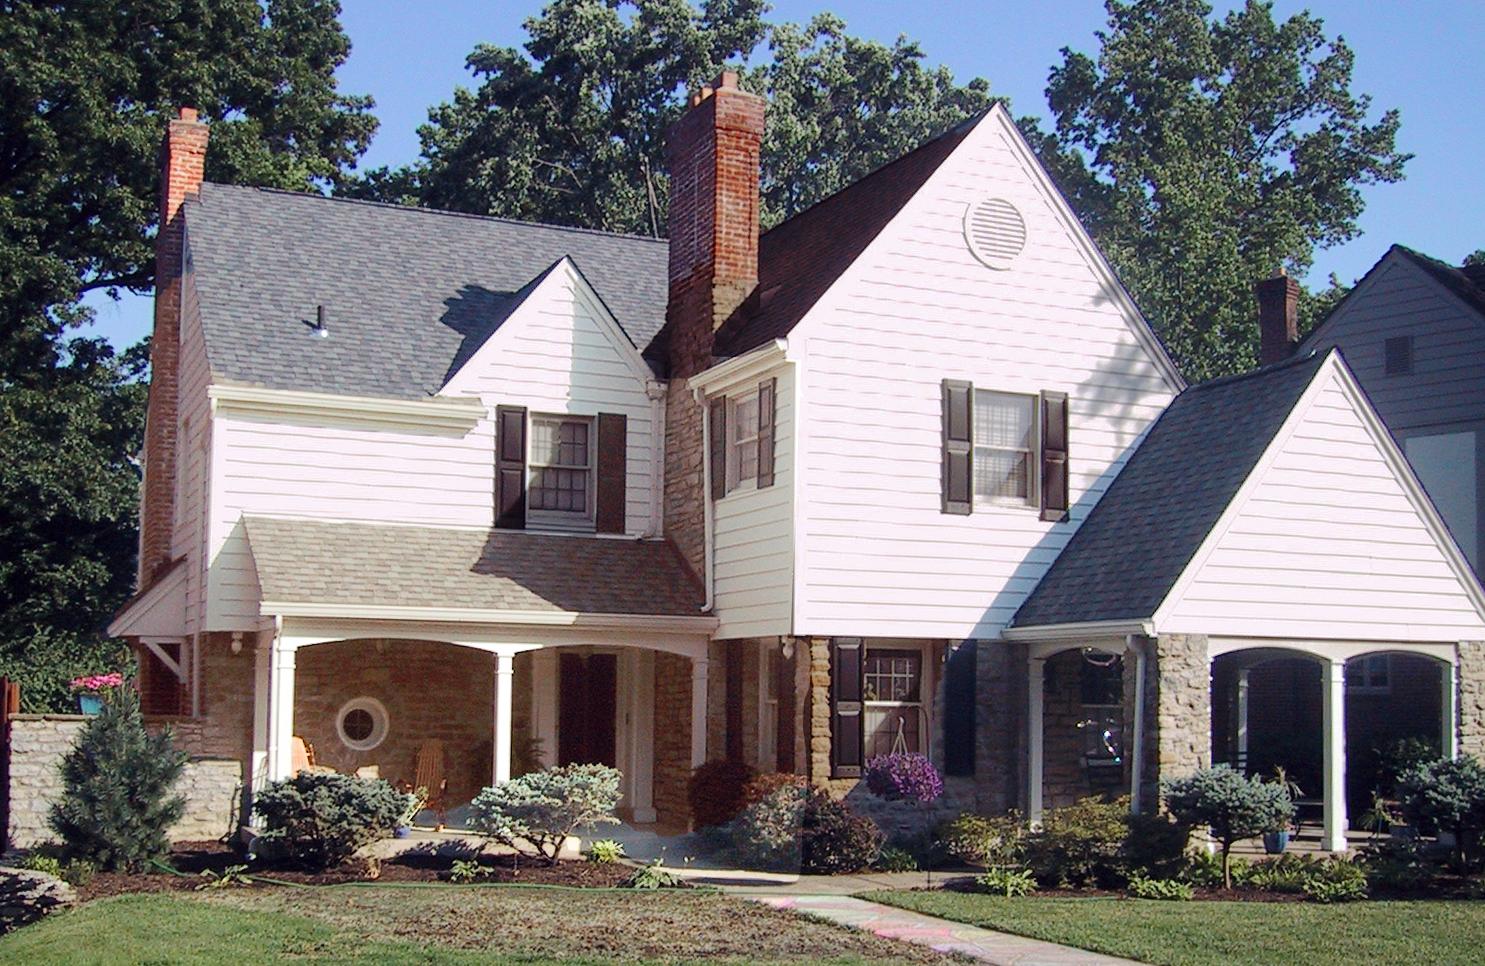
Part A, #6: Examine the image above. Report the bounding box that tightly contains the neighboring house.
[104,80,1485,852]
[1298,246,1485,574]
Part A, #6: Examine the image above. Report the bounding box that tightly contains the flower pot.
[77,693,103,715]
[1262,830,1290,854]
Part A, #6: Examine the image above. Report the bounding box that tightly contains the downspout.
[695,384,715,612]
[645,381,666,538]
[1128,633,1148,814]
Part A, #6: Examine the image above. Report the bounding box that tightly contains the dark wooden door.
[558,653,617,767]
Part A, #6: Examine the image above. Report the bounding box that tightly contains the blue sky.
[83,0,1484,349]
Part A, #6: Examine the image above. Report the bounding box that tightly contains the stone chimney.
[139,107,208,586]
[661,73,764,580]
[1255,269,1300,367]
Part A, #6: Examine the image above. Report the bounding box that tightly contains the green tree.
[1036,0,1408,381]
[348,1,994,234]
[1464,249,1485,268]
[1163,766,1294,888]
[49,682,189,871]
[0,0,375,709]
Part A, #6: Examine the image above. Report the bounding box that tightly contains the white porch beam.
[265,632,297,782]
[493,652,514,784]
[691,656,709,768]
[1442,660,1458,759]
[1028,656,1046,825]
[1321,658,1348,853]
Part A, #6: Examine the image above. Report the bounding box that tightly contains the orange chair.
[413,739,449,829]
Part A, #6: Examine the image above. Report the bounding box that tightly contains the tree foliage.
[348,1,994,234]
[1163,766,1294,888]
[1033,0,1408,381]
[0,1,374,709]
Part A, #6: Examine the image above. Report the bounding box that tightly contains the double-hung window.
[973,390,1038,505]
[529,415,594,527]
[863,649,924,758]
[726,393,760,492]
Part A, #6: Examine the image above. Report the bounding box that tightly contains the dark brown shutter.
[495,405,527,529]
[943,641,976,776]
[709,395,727,500]
[1040,391,1069,522]
[942,379,973,515]
[830,638,865,778]
[596,412,627,533]
[756,377,777,488]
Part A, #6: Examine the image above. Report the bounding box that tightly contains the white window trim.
[336,696,389,752]
[528,413,596,531]
[725,391,760,495]
[973,389,1041,509]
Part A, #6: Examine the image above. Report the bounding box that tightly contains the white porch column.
[1236,667,1251,770]
[1442,660,1458,759]
[250,635,271,793]
[1028,656,1046,825]
[265,635,297,782]
[1321,658,1348,853]
[630,650,657,823]
[690,656,709,768]
[1128,638,1147,814]
[493,652,515,784]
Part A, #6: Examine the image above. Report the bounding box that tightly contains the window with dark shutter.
[495,405,527,529]
[595,413,627,533]
[709,396,727,500]
[830,638,865,778]
[757,377,777,488]
[1040,391,1069,522]
[941,380,973,514]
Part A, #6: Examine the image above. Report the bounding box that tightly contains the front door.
[558,652,617,766]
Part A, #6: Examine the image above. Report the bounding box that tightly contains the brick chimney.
[661,73,764,580]
[139,107,208,586]
[1255,269,1300,367]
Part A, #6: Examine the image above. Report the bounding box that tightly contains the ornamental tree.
[1395,755,1485,871]
[469,764,622,865]
[1162,765,1293,888]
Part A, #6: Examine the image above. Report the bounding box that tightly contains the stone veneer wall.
[652,652,692,828]
[1152,634,1210,795]
[974,641,1026,814]
[1459,641,1485,759]
[1040,650,1126,809]
[5,715,240,849]
[806,638,832,785]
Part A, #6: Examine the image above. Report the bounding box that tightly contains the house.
[102,79,1485,852]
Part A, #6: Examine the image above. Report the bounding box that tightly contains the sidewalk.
[753,894,1142,966]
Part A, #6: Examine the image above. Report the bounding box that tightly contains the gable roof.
[710,116,979,358]
[185,183,668,399]
[1011,351,1327,629]
[243,517,705,617]
[1300,244,1485,353]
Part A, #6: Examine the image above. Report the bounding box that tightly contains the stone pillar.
[492,652,514,784]
[975,641,1025,814]
[807,637,832,784]
[1152,634,1210,797]
[1321,658,1348,853]
[1458,642,1485,760]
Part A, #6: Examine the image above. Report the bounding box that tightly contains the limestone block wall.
[651,651,692,828]
[1152,634,1210,792]
[5,715,240,850]
[1459,641,1485,759]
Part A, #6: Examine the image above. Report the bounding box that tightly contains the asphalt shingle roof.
[1392,245,1485,324]
[186,184,669,398]
[243,517,705,617]
[1011,351,1329,628]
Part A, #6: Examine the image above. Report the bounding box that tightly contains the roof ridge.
[198,182,670,246]
[1184,347,1326,393]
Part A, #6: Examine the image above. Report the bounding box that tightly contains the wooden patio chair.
[291,735,337,776]
[413,739,449,829]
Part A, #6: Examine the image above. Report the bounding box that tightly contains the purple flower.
[864,753,943,804]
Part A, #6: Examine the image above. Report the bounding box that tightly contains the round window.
[335,697,388,752]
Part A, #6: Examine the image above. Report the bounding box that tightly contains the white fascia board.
[208,384,484,432]
[687,340,789,397]
[1001,619,1154,642]
[108,561,188,638]
[258,600,720,634]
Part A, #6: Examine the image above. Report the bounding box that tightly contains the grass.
[0,887,941,965]
[866,890,1485,966]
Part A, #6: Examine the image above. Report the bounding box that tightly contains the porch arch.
[1026,640,1136,824]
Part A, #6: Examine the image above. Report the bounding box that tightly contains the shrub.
[1396,755,1485,870]
[803,793,883,874]
[1248,854,1321,893]
[975,866,1037,897]
[1023,797,1129,888]
[1128,874,1195,900]
[863,753,943,804]
[469,763,622,866]
[623,858,687,889]
[875,846,918,872]
[586,839,626,864]
[252,772,404,871]
[687,759,756,830]
[1303,871,1368,903]
[1360,839,1437,894]
[48,684,188,872]
[1183,850,1251,888]
[729,779,881,873]
[448,859,492,883]
[743,772,811,806]
[941,811,1026,867]
[1163,766,1294,888]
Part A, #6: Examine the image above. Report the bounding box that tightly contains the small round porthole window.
[336,697,388,752]
[963,197,1028,270]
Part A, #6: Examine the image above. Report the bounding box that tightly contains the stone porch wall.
[1152,634,1211,795]
[652,652,692,827]
[5,715,240,850]
[1457,641,1485,760]
[974,640,1026,814]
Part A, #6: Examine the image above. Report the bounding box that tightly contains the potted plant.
[69,673,124,715]
[396,786,428,837]
[1262,767,1302,854]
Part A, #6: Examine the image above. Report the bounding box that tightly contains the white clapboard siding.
[1160,363,1485,641]
[791,108,1179,640]
[174,245,211,636]
[204,260,660,630]
[713,363,794,638]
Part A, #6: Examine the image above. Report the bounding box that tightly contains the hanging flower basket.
[70,673,124,715]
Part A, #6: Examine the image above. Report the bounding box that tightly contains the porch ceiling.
[242,517,706,618]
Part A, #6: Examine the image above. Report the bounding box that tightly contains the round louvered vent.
[964,197,1027,270]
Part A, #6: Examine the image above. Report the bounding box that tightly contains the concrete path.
[753,895,1141,966]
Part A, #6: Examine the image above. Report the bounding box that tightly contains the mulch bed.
[76,839,632,901]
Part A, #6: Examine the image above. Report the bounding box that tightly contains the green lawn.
[867,890,1485,966]
[0,888,941,965]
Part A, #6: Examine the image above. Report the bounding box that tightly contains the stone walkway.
[753,895,1141,966]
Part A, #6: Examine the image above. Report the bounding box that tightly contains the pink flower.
[70,672,125,693]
